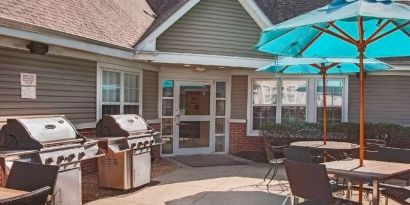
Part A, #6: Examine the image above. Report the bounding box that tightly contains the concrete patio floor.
[85,156,402,205]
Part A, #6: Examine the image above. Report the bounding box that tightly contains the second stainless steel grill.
[96,114,161,190]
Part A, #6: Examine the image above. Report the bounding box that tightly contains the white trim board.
[0,26,135,59]
[152,52,273,68]
[135,0,201,51]
[237,0,272,29]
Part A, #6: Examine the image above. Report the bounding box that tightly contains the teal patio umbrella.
[256,0,410,167]
[257,57,392,146]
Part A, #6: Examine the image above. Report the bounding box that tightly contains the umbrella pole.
[358,16,365,167]
[358,16,365,205]
[322,69,327,146]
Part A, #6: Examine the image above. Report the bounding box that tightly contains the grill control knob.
[137,142,143,148]
[45,157,54,164]
[78,152,86,159]
[144,141,149,147]
[150,140,155,145]
[131,143,137,148]
[67,154,76,161]
[57,156,65,164]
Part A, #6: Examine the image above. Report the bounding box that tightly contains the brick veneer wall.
[229,122,264,153]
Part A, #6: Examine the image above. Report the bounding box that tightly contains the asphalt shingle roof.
[0,0,330,49]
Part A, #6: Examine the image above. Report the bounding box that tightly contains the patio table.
[0,187,28,200]
[290,141,358,161]
[323,159,410,204]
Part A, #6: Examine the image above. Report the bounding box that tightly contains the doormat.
[172,155,248,167]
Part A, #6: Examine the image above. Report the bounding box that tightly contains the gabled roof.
[0,0,156,49]
[0,0,330,50]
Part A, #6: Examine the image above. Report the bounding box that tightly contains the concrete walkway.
[85,156,402,205]
[86,160,290,205]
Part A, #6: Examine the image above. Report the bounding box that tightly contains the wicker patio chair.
[283,147,316,163]
[380,185,410,205]
[6,161,59,196]
[366,147,410,185]
[0,186,51,205]
[284,159,359,205]
[263,137,287,189]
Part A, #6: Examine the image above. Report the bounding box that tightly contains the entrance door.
[174,81,214,155]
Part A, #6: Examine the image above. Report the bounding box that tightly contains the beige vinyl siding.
[0,48,96,124]
[142,69,158,120]
[157,0,271,59]
[231,75,248,119]
[349,75,410,125]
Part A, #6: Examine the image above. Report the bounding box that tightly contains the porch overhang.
[135,51,274,69]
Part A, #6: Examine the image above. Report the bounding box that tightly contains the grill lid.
[17,117,77,142]
[0,116,84,149]
[96,114,149,137]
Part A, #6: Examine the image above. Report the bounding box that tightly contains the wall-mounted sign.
[20,73,37,99]
[21,86,36,99]
[20,73,37,86]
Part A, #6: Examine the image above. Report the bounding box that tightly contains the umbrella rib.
[312,25,356,45]
[364,20,392,44]
[328,22,356,43]
[367,21,410,44]
[298,24,331,56]
[391,20,410,38]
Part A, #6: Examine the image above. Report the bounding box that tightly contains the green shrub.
[260,122,405,145]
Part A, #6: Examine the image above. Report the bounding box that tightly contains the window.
[100,69,140,117]
[281,80,307,123]
[215,82,227,153]
[249,77,347,134]
[161,80,174,155]
[316,79,344,123]
[252,80,277,131]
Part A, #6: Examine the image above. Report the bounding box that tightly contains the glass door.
[174,81,214,155]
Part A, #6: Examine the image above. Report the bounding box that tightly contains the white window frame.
[313,78,348,123]
[96,63,143,120]
[247,75,349,136]
[280,79,309,124]
[250,79,278,133]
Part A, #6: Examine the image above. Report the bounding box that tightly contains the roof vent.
[27,41,49,55]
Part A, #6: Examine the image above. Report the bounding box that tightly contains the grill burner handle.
[67,154,76,161]
[45,157,54,165]
[78,152,86,159]
[57,155,65,164]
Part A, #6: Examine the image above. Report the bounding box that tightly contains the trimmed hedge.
[260,122,410,147]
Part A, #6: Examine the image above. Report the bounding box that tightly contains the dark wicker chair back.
[284,159,334,204]
[0,186,51,205]
[284,147,314,163]
[6,161,59,195]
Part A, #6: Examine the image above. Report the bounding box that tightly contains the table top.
[290,141,358,150]
[323,159,410,180]
[0,187,28,200]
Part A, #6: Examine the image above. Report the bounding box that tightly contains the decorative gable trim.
[237,0,273,29]
[136,0,201,52]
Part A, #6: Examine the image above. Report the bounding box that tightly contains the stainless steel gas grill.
[96,114,161,190]
[0,115,104,205]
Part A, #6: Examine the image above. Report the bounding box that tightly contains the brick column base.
[229,122,266,162]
